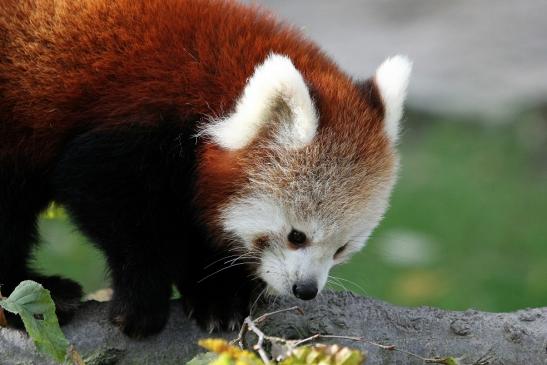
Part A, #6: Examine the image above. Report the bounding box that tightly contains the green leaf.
[0,280,69,363]
[436,357,461,365]
[187,352,220,365]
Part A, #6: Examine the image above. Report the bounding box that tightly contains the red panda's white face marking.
[209,54,411,300]
[220,170,396,297]
[219,131,400,298]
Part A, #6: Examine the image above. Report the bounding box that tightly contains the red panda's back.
[0,0,338,166]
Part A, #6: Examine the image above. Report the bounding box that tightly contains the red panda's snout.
[258,245,331,299]
[292,281,318,300]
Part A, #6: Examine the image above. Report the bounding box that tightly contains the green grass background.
[32,108,547,312]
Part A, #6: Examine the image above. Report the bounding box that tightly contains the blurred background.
[33,0,547,312]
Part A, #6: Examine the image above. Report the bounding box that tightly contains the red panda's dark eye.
[288,229,307,246]
[334,243,348,258]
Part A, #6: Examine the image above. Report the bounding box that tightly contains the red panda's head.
[197,54,411,300]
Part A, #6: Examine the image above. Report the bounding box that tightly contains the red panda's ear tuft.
[199,53,318,150]
[373,55,412,143]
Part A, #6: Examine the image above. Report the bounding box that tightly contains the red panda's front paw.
[182,296,248,333]
[193,308,246,333]
[109,300,170,339]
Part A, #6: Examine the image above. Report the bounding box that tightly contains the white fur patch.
[202,53,318,150]
[221,195,287,248]
[375,55,412,143]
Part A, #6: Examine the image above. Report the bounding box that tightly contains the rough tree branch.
[0,291,545,365]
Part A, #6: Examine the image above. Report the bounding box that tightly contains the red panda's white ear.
[201,53,318,150]
[375,55,412,143]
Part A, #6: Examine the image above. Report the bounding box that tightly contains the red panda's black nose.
[292,281,318,300]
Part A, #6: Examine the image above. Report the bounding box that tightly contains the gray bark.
[0,291,546,365]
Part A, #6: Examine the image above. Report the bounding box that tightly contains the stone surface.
[1,291,547,365]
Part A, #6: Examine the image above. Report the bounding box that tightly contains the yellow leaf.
[198,339,263,365]
[282,345,366,365]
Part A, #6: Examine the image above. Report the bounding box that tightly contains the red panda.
[0,0,411,337]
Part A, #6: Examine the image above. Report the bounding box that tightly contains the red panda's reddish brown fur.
[0,0,398,337]
[0,0,386,165]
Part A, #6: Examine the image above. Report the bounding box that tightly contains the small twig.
[0,308,6,328]
[245,317,271,365]
[424,355,462,364]
[234,319,249,348]
[68,345,85,365]
[231,306,302,348]
[472,348,493,365]
[293,334,394,351]
[254,306,302,324]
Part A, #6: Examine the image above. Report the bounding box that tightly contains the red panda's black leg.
[51,124,191,338]
[54,185,174,338]
[0,165,82,327]
[52,122,261,335]
[105,254,172,338]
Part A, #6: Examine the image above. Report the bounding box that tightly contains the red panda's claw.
[228,319,240,332]
[207,319,220,334]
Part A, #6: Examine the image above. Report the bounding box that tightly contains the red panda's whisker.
[202,248,261,270]
[327,278,348,292]
[226,253,261,266]
[224,246,247,253]
[329,275,368,295]
[203,254,244,270]
[197,261,260,284]
[250,287,267,315]
[226,254,261,266]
